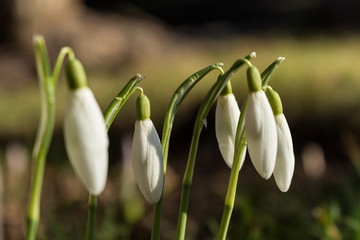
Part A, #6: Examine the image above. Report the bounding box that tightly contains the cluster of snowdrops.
[25,35,294,240]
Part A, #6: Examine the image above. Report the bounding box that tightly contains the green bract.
[246,66,262,92]
[220,81,233,96]
[136,94,151,120]
[65,58,88,90]
[266,87,283,116]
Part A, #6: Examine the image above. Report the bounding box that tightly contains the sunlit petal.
[64,87,109,196]
[245,91,277,179]
[132,119,164,204]
[215,94,245,169]
[273,114,295,192]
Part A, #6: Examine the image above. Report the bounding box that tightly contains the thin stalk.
[261,57,285,87]
[151,63,224,240]
[86,195,97,240]
[26,36,70,240]
[85,74,143,239]
[217,56,285,239]
[104,74,144,130]
[217,98,247,240]
[175,55,255,240]
[53,47,75,86]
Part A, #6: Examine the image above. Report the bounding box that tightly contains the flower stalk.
[86,75,144,240]
[176,53,256,240]
[217,57,286,240]
[151,63,224,240]
[25,35,74,240]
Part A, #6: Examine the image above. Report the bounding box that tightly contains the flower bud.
[245,90,277,179]
[63,87,109,196]
[215,84,245,169]
[273,114,294,192]
[132,94,164,204]
[266,88,294,192]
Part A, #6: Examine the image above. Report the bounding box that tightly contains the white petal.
[132,119,164,204]
[245,91,277,179]
[64,87,109,196]
[273,114,295,192]
[215,94,245,169]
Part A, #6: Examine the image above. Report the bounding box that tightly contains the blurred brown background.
[1,0,360,239]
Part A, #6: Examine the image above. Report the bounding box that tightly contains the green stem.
[104,74,144,130]
[85,74,143,239]
[26,36,66,240]
[217,98,248,240]
[175,54,255,240]
[151,63,224,240]
[86,195,97,240]
[53,47,75,86]
[261,57,285,87]
[217,56,286,239]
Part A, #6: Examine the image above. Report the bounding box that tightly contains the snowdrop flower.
[63,58,109,196]
[132,94,164,204]
[215,82,246,169]
[245,66,277,179]
[267,87,295,192]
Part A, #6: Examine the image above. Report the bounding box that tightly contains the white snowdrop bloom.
[132,95,164,204]
[266,87,294,192]
[215,93,245,169]
[245,66,277,179]
[64,58,109,196]
[273,114,294,192]
[64,87,109,196]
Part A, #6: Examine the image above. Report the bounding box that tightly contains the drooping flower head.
[132,94,164,204]
[267,87,295,192]
[245,65,278,179]
[63,58,109,196]
[215,81,246,169]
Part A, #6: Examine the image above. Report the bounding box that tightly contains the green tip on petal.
[247,66,262,92]
[266,87,283,115]
[65,58,88,90]
[220,81,233,96]
[136,94,151,120]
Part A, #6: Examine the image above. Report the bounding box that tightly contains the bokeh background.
[1,0,360,239]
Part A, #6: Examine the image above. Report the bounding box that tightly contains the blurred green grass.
[2,34,360,138]
[1,35,359,135]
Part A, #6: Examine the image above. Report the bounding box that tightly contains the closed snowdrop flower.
[215,82,246,169]
[64,58,109,196]
[267,87,295,192]
[132,94,164,204]
[245,66,277,179]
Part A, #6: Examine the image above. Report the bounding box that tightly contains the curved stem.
[104,74,144,130]
[217,98,248,240]
[85,74,143,239]
[175,55,255,240]
[217,56,285,239]
[52,47,75,86]
[151,63,224,240]
[25,36,57,240]
[261,57,285,87]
